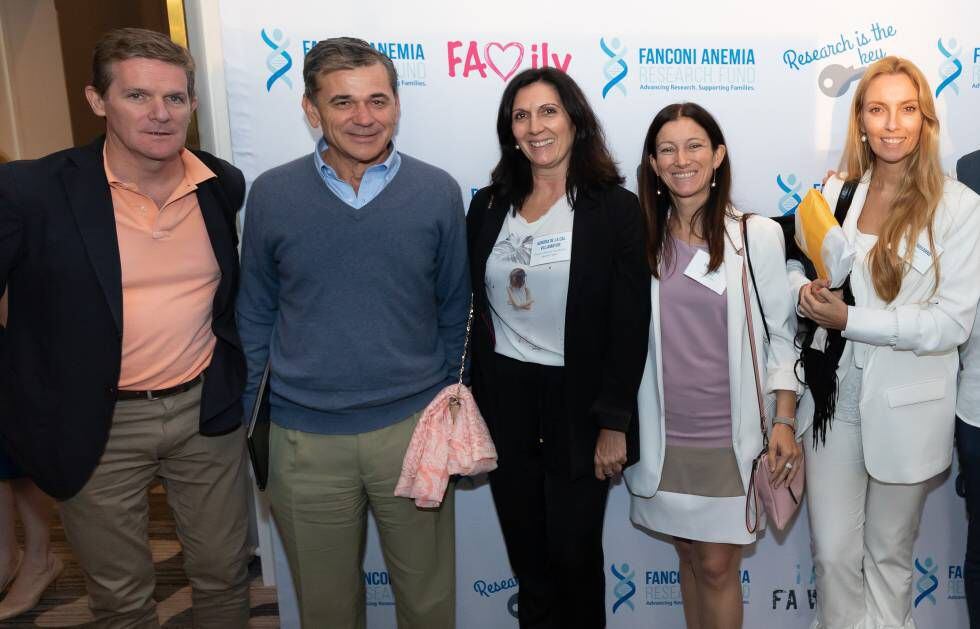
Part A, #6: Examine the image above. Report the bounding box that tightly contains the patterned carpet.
[3,485,280,628]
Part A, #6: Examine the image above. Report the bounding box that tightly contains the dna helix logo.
[936,37,963,98]
[600,37,628,99]
[610,563,636,613]
[936,37,962,97]
[261,28,293,92]
[776,173,803,215]
[914,557,939,607]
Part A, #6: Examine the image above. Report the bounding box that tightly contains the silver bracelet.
[771,415,796,430]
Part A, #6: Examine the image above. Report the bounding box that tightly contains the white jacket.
[624,211,801,523]
[791,174,980,483]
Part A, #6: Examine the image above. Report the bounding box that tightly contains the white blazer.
[792,174,980,484]
[624,210,801,527]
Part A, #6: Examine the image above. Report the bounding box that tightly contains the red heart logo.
[484,42,525,82]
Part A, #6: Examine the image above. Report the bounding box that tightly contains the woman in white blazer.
[624,103,801,629]
[793,56,980,629]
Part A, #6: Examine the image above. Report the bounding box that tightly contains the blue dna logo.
[936,37,962,97]
[610,563,635,613]
[914,557,938,607]
[600,37,627,99]
[776,173,803,215]
[261,28,293,92]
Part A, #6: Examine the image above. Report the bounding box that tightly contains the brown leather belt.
[117,375,202,401]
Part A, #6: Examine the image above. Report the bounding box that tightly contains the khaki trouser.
[59,383,251,629]
[269,413,456,629]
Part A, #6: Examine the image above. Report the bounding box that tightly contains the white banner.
[215,0,979,625]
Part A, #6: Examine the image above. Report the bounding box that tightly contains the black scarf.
[775,180,858,447]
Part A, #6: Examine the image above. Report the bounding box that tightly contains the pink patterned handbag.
[740,216,805,533]
[395,299,498,508]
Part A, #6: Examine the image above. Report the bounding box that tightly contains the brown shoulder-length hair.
[91,27,196,98]
[638,103,734,278]
[840,56,943,302]
[489,67,623,213]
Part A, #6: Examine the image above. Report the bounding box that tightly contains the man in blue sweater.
[237,37,470,628]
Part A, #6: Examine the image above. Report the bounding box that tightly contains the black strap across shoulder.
[802,177,858,447]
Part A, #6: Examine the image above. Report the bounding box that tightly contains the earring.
[656,185,662,196]
[861,133,867,143]
[710,170,717,189]
[515,144,520,150]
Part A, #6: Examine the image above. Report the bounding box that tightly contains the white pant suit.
[791,174,980,628]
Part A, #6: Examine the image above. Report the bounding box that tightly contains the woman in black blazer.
[466,67,650,629]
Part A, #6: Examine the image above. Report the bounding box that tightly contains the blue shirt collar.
[313,136,399,181]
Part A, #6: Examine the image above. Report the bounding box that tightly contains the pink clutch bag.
[740,216,805,533]
[746,449,805,532]
[395,300,498,508]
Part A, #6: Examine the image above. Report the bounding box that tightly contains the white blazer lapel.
[724,218,746,436]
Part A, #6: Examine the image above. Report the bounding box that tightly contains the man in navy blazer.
[959,150,980,191]
[957,147,980,628]
[0,29,250,627]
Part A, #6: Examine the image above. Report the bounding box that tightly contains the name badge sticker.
[910,236,942,274]
[683,249,726,295]
[530,231,572,266]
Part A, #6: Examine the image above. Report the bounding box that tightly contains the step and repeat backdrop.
[214,0,980,626]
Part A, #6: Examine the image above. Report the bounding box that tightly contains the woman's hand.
[799,279,848,330]
[594,428,627,480]
[767,424,802,488]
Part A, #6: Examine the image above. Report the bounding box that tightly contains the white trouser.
[804,417,930,629]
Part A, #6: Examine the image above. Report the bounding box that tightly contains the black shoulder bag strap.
[804,178,858,447]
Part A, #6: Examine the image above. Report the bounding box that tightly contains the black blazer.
[0,137,246,500]
[466,184,651,479]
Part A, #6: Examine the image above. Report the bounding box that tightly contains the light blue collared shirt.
[313,136,401,209]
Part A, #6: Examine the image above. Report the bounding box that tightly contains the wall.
[0,0,72,159]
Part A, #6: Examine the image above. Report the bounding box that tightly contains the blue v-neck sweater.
[237,152,470,434]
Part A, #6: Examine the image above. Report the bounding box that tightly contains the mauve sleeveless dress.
[658,238,743,519]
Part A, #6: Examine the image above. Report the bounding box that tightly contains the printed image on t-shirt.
[492,233,533,265]
[506,267,534,310]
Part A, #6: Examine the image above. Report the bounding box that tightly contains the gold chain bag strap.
[740,215,804,533]
[448,297,475,422]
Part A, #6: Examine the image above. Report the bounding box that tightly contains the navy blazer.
[0,137,246,500]
[958,149,980,195]
[466,184,651,479]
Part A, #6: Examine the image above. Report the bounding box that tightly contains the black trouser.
[957,417,980,628]
[486,353,611,629]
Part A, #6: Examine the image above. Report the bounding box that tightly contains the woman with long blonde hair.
[794,56,980,628]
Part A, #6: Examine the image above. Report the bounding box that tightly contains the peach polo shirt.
[105,148,220,390]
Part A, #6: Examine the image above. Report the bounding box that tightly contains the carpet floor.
[2,484,280,628]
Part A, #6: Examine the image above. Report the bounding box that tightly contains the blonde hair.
[839,56,944,302]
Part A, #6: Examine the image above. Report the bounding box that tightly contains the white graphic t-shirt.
[485,197,574,366]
